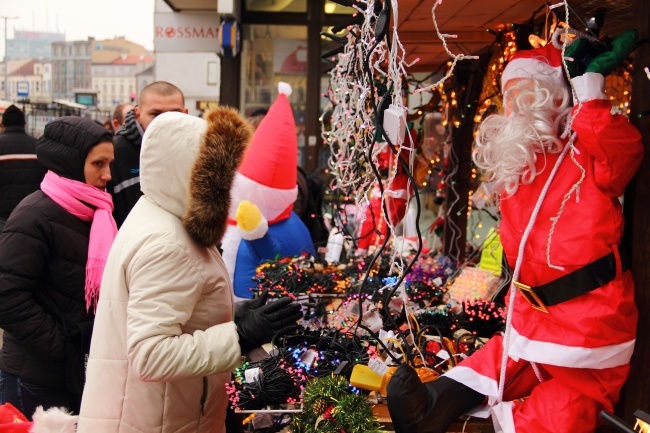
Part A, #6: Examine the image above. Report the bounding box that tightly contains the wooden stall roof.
[163,0,635,72]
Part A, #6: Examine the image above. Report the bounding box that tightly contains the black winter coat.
[0,127,46,219]
[109,133,142,227]
[0,190,92,395]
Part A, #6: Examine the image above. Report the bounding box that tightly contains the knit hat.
[501,44,565,90]
[37,116,113,182]
[232,82,298,223]
[2,105,25,127]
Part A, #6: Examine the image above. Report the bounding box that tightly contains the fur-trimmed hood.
[140,109,251,247]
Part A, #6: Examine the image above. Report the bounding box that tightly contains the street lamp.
[1,16,19,101]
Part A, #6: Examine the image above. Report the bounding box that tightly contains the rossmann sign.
[154,13,220,52]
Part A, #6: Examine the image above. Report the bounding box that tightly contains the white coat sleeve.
[125,243,241,382]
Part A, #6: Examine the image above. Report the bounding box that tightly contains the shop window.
[241,24,308,166]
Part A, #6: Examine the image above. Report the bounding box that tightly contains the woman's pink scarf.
[41,170,118,312]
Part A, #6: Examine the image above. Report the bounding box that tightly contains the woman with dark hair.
[0,116,117,419]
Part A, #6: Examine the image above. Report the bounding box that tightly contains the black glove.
[564,38,598,78]
[234,291,268,324]
[565,29,638,78]
[235,291,303,353]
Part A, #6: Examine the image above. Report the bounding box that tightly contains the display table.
[373,403,495,433]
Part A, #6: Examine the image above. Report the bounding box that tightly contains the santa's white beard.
[473,78,570,195]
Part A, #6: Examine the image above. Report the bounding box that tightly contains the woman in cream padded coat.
[77,108,251,433]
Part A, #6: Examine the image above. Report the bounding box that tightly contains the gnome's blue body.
[229,212,314,299]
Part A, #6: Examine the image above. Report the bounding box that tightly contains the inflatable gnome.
[222,82,315,300]
[386,31,642,433]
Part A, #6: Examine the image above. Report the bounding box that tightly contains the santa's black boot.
[386,364,485,433]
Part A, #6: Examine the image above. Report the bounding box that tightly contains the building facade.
[92,54,154,111]
[51,38,93,100]
[6,30,65,60]
[6,60,42,101]
[52,36,150,102]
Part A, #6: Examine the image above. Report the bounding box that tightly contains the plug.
[350,364,384,392]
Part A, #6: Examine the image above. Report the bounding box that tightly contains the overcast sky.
[0,0,156,57]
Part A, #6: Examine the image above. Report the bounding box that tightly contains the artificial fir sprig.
[292,374,383,433]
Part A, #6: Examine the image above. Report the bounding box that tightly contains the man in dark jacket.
[0,105,46,231]
[110,81,187,227]
[111,103,133,132]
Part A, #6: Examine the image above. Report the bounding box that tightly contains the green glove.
[585,29,638,76]
[564,38,593,78]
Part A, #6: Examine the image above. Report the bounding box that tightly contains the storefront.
[159,0,650,427]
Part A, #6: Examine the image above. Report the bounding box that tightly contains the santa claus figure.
[387,31,642,433]
[221,82,314,300]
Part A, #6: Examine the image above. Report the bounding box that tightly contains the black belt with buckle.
[514,248,628,313]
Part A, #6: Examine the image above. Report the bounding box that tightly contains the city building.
[153,1,221,116]
[1,59,35,99]
[6,30,65,60]
[154,0,353,171]
[6,59,44,101]
[135,64,154,99]
[92,54,154,112]
[51,38,93,101]
[52,36,150,102]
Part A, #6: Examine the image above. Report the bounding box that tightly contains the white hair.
[473,78,571,195]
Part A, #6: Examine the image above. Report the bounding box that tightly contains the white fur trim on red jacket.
[508,326,635,369]
[572,72,607,102]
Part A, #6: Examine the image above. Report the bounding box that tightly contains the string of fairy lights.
[323,0,636,256]
[225,2,640,430]
[322,0,419,281]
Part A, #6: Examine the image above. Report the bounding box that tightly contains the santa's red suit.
[444,75,643,432]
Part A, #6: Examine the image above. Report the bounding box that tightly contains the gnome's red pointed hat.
[501,43,565,89]
[230,82,298,223]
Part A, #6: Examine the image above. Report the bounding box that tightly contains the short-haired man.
[110,81,187,227]
[0,105,46,232]
[112,103,134,132]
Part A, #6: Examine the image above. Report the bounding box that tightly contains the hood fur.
[183,108,252,247]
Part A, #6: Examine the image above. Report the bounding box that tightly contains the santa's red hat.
[501,44,565,90]
[231,82,298,223]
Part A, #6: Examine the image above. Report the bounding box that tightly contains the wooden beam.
[619,0,650,424]
[442,53,489,261]
[397,30,496,44]
[241,11,307,25]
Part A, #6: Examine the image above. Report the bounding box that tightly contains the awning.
[53,99,89,110]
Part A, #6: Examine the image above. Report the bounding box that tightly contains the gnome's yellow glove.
[236,200,268,240]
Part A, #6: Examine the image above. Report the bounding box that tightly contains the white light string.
[324,0,413,266]
[415,0,479,95]
[496,0,587,404]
